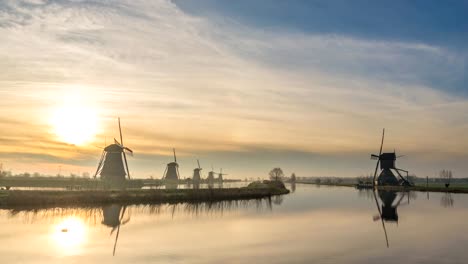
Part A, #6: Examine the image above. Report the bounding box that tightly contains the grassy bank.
[0,183,289,209]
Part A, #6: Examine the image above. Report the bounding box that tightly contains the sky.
[0,0,467,179]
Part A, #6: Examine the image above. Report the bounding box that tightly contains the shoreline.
[0,187,289,209]
[294,181,468,194]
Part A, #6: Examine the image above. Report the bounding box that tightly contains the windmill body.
[193,168,202,182]
[99,144,127,182]
[163,149,180,181]
[164,162,179,181]
[217,168,227,182]
[192,160,202,183]
[207,171,215,183]
[377,153,400,186]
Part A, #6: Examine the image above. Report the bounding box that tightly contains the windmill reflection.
[372,190,412,248]
[101,205,131,256]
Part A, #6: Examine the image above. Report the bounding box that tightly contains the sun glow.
[52,217,87,255]
[51,90,99,145]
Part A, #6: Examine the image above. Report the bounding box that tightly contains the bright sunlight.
[51,90,99,145]
[52,217,87,255]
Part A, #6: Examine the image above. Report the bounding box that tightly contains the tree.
[269,168,284,182]
[440,169,453,187]
[291,173,296,182]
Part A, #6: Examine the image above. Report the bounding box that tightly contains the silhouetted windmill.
[101,204,130,256]
[163,148,180,181]
[94,118,133,182]
[192,159,202,183]
[217,168,228,182]
[207,165,216,183]
[371,129,412,186]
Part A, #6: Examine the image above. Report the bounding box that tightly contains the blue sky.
[174,0,468,94]
[0,0,467,178]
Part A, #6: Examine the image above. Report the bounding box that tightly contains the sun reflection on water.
[52,217,87,255]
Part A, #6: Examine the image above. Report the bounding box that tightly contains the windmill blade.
[94,151,106,179]
[396,155,406,158]
[197,159,201,169]
[124,147,134,156]
[379,128,385,156]
[371,154,379,160]
[118,117,123,147]
[114,138,121,146]
[123,152,131,179]
[173,148,177,163]
[373,160,380,186]
[372,190,389,248]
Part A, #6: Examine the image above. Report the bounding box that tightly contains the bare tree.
[291,173,296,182]
[269,168,284,182]
[440,169,453,188]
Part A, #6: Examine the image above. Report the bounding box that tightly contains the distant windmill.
[192,159,202,183]
[371,129,412,186]
[207,165,216,183]
[94,118,133,182]
[163,148,180,181]
[217,168,228,182]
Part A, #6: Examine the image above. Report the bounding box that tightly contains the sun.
[51,91,99,145]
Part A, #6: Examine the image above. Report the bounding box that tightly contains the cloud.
[0,0,467,177]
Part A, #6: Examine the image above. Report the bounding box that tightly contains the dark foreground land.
[0,181,289,209]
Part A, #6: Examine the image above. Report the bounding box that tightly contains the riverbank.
[295,181,468,193]
[0,183,289,208]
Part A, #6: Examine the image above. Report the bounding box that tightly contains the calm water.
[0,184,467,263]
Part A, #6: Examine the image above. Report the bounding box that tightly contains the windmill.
[371,129,412,186]
[94,118,133,182]
[207,165,216,183]
[101,204,130,256]
[192,159,202,183]
[217,168,228,182]
[163,148,180,181]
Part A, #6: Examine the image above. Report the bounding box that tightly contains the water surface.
[0,184,466,263]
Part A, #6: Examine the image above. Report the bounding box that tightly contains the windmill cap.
[380,153,396,160]
[104,144,124,152]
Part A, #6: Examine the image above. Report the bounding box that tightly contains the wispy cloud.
[0,0,467,177]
